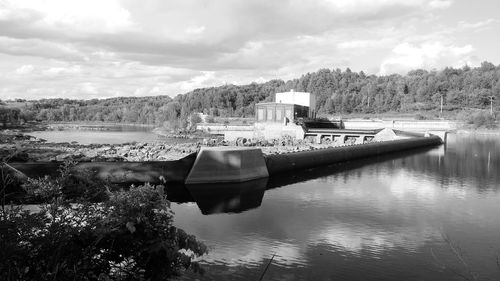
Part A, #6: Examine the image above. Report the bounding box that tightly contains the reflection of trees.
[267,135,499,194]
[388,136,500,193]
[266,146,437,190]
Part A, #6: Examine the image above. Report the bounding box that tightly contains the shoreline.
[2,125,499,164]
[1,130,361,163]
[455,129,500,135]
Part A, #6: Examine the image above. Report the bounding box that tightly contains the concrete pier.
[185,147,269,184]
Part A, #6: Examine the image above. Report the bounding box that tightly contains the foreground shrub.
[0,168,207,281]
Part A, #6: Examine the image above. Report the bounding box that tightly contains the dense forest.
[1,62,499,129]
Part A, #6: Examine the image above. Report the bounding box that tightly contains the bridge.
[304,128,382,144]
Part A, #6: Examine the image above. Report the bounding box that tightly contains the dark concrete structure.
[185,147,269,184]
[265,135,442,175]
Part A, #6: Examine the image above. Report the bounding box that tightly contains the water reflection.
[168,147,438,217]
[391,134,498,192]
[171,133,500,281]
[186,178,267,215]
[266,146,437,190]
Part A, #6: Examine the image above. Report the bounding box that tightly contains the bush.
[21,160,109,203]
[0,165,207,281]
[458,110,497,129]
[0,162,26,204]
[415,113,427,120]
[205,116,215,123]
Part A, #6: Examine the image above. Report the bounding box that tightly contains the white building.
[274,90,316,118]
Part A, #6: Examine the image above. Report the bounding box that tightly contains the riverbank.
[0,134,198,162]
[152,127,213,139]
[2,126,497,164]
[1,130,360,163]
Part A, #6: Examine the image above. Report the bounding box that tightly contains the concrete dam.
[7,92,446,186]
[8,129,444,185]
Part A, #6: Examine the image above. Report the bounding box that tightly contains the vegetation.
[0,161,207,281]
[1,62,499,129]
[0,107,22,128]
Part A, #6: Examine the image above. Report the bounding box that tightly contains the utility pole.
[489,96,494,115]
[440,95,443,117]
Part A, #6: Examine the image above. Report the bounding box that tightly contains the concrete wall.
[253,122,304,140]
[197,123,254,134]
[221,122,305,141]
[185,147,268,184]
[344,119,458,131]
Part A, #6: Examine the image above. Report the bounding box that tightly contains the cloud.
[337,39,395,50]
[379,42,477,75]
[15,64,34,74]
[321,0,451,14]
[1,0,452,62]
[0,37,87,61]
[0,0,134,34]
[2,0,498,100]
[458,18,500,30]
[428,0,452,9]
[185,26,206,35]
[42,65,82,77]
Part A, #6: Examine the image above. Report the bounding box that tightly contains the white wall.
[275,91,315,109]
[343,120,457,130]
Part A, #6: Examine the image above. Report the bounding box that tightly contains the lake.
[171,133,500,281]
[29,124,170,144]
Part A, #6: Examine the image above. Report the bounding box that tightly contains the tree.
[0,107,21,128]
[9,61,500,125]
[188,113,202,130]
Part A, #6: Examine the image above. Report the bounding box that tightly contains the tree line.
[1,61,499,129]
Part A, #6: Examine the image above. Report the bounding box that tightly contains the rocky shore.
[1,130,347,163]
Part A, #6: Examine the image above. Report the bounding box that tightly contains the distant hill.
[1,62,499,128]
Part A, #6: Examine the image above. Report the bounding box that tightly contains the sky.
[1,0,500,100]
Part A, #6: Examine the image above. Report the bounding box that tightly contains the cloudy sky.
[1,0,499,100]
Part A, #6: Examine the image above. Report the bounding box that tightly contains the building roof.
[255,102,308,107]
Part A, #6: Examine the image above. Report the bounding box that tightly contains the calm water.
[30,125,163,144]
[170,133,500,281]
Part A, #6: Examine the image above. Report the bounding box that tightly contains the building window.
[276,109,282,121]
[267,109,274,120]
[257,109,264,120]
[285,109,292,120]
